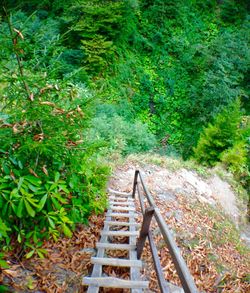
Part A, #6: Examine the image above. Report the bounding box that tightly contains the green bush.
[0,9,110,256]
[0,81,110,256]
[220,141,248,176]
[193,99,242,166]
[87,114,157,155]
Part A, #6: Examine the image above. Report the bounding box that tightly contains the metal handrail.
[132,170,198,293]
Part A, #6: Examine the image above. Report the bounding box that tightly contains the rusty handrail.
[133,170,198,293]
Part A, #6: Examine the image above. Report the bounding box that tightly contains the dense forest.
[0,0,249,264]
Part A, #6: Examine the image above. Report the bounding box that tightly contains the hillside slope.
[1,155,249,292]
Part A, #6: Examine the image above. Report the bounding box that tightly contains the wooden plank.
[101,231,139,237]
[110,206,136,211]
[129,207,143,293]
[104,220,140,227]
[83,277,149,289]
[91,257,142,268]
[137,183,145,214]
[148,231,170,293]
[108,188,132,197]
[137,206,155,259]
[109,201,134,206]
[86,207,112,293]
[106,212,135,218]
[109,196,134,201]
[96,242,137,250]
[132,170,139,198]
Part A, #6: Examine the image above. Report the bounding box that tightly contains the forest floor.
[1,155,250,292]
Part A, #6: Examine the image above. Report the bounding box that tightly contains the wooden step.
[91,257,142,267]
[104,220,140,227]
[110,206,136,211]
[109,201,134,206]
[83,277,149,289]
[108,189,132,197]
[101,231,139,237]
[96,242,137,250]
[109,196,134,201]
[106,212,135,218]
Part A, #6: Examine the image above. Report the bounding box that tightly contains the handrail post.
[137,206,155,259]
[132,170,139,198]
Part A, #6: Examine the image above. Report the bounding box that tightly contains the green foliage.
[62,0,126,73]
[0,8,110,255]
[81,35,114,72]
[0,253,8,269]
[220,141,248,176]
[1,0,249,257]
[87,113,157,155]
[193,99,243,165]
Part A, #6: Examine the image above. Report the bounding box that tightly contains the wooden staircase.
[83,189,149,292]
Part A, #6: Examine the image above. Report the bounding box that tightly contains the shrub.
[0,9,110,255]
[193,99,242,166]
[87,114,157,156]
[0,82,110,256]
[220,141,248,176]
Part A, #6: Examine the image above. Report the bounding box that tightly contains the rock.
[208,175,240,224]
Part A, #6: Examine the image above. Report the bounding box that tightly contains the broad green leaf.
[37,194,47,211]
[54,192,67,204]
[51,197,61,210]
[0,184,9,190]
[48,217,55,228]
[2,164,10,175]
[49,183,58,191]
[17,177,24,190]
[0,259,9,269]
[39,248,47,254]
[62,224,72,237]
[28,183,39,193]
[37,250,45,259]
[26,250,35,259]
[24,200,35,217]
[26,196,38,207]
[17,233,22,243]
[33,232,38,243]
[16,199,24,218]
[25,176,42,186]
[55,172,60,182]
[58,185,70,193]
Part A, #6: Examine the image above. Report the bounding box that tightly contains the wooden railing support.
[133,170,199,293]
[132,170,139,198]
[137,206,154,259]
[148,231,170,293]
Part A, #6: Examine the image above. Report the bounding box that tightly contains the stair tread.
[96,242,137,250]
[101,231,139,236]
[108,189,132,197]
[91,257,142,267]
[83,277,149,289]
[106,212,136,218]
[104,220,140,227]
[110,206,136,211]
[109,201,134,206]
[109,196,134,201]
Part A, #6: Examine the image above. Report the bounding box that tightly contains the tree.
[193,98,243,165]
